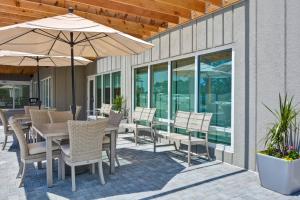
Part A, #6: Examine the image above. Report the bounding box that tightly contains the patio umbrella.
[0,50,91,108]
[0,8,153,119]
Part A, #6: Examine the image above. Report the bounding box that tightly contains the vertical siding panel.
[160,33,170,59]
[170,29,180,57]
[151,37,160,61]
[197,19,207,50]
[181,24,193,54]
[224,8,233,44]
[207,17,213,48]
[144,48,151,63]
[138,53,144,64]
[213,13,224,47]
[111,56,116,71]
[192,22,197,52]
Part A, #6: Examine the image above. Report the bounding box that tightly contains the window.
[151,63,168,119]
[198,49,232,145]
[103,74,111,104]
[40,77,52,108]
[0,82,31,109]
[14,85,30,108]
[112,71,121,101]
[171,57,195,118]
[96,75,102,108]
[0,84,14,109]
[134,67,148,108]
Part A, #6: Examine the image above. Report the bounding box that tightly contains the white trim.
[230,49,235,153]
[147,65,151,108]
[167,60,172,122]
[194,56,198,112]
[110,73,112,104]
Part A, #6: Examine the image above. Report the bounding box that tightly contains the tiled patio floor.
[0,132,300,200]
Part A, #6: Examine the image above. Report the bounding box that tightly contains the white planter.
[257,153,300,195]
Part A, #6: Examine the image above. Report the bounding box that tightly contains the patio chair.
[24,106,39,115]
[0,109,15,150]
[29,110,50,143]
[153,111,213,166]
[48,111,73,123]
[61,120,107,191]
[97,104,112,119]
[121,107,156,145]
[103,110,124,167]
[9,118,60,187]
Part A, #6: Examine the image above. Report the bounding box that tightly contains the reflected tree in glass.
[134,67,148,108]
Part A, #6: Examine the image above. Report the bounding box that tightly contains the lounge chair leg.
[206,143,211,161]
[134,129,138,145]
[16,161,23,178]
[61,160,65,180]
[71,165,76,191]
[188,143,191,167]
[98,161,105,185]
[91,163,95,174]
[115,154,120,167]
[19,162,26,187]
[2,135,7,150]
[57,158,62,180]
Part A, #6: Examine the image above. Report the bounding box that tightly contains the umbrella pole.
[37,57,41,109]
[70,32,76,120]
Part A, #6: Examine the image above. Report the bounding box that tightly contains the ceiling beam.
[67,0,179,25]
[112,0,192,19]
[0,0,155,38]
[0,66,37,75]
[156,0,206,13]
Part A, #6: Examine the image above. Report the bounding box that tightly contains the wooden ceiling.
[0,0,240,75]
[0,0,240,39]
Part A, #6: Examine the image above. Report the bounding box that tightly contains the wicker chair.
[48,111,73,123]
[103,110,124,167]
[24,106,39,115]
[29,110,50,143]
[9,118,60,187]
[61,120,107,191]
[0,109,15,150]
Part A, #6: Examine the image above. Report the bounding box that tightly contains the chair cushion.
[61,144,70,156]
[28,142,59,155]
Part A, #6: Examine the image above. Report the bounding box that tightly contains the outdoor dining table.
[32,122,118,187]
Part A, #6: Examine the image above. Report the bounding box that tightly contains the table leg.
[110,131,116,174]
[46,137,53,187]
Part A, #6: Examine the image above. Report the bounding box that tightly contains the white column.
[110,73,112,104]
[194,55,199,112]
[167,61,172,131]
[147,65,151,108]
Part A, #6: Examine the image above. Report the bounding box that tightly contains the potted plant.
[113,95,125,113]
[257,94,300,195]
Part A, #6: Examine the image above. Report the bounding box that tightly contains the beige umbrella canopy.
[0,8,154,119]
[0,50,91,106]
[0,50,91,67]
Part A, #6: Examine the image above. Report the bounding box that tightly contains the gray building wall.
[32,65,88,120]
[247,0,300,171]
[96,2,247,168]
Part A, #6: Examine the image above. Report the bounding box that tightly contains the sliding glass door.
[134,67,148,108]
[112,71,121,101]
[96,75,102,109]
[171,57,195,119]
[151,63,168,119]
[103,74,111,104]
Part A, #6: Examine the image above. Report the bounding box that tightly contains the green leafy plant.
[113,95,125,113]
[263,94,300,160]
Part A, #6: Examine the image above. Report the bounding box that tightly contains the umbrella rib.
[36,29,69,44]
[0,29,35,46]
[48,57,57,67]
[105,34,137,54]
[18,56,27,66]
[74,33,105,45]
[83,32,99,57]
[61,32,70,43]
[47,31,62,55]
[74,32,82,43]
